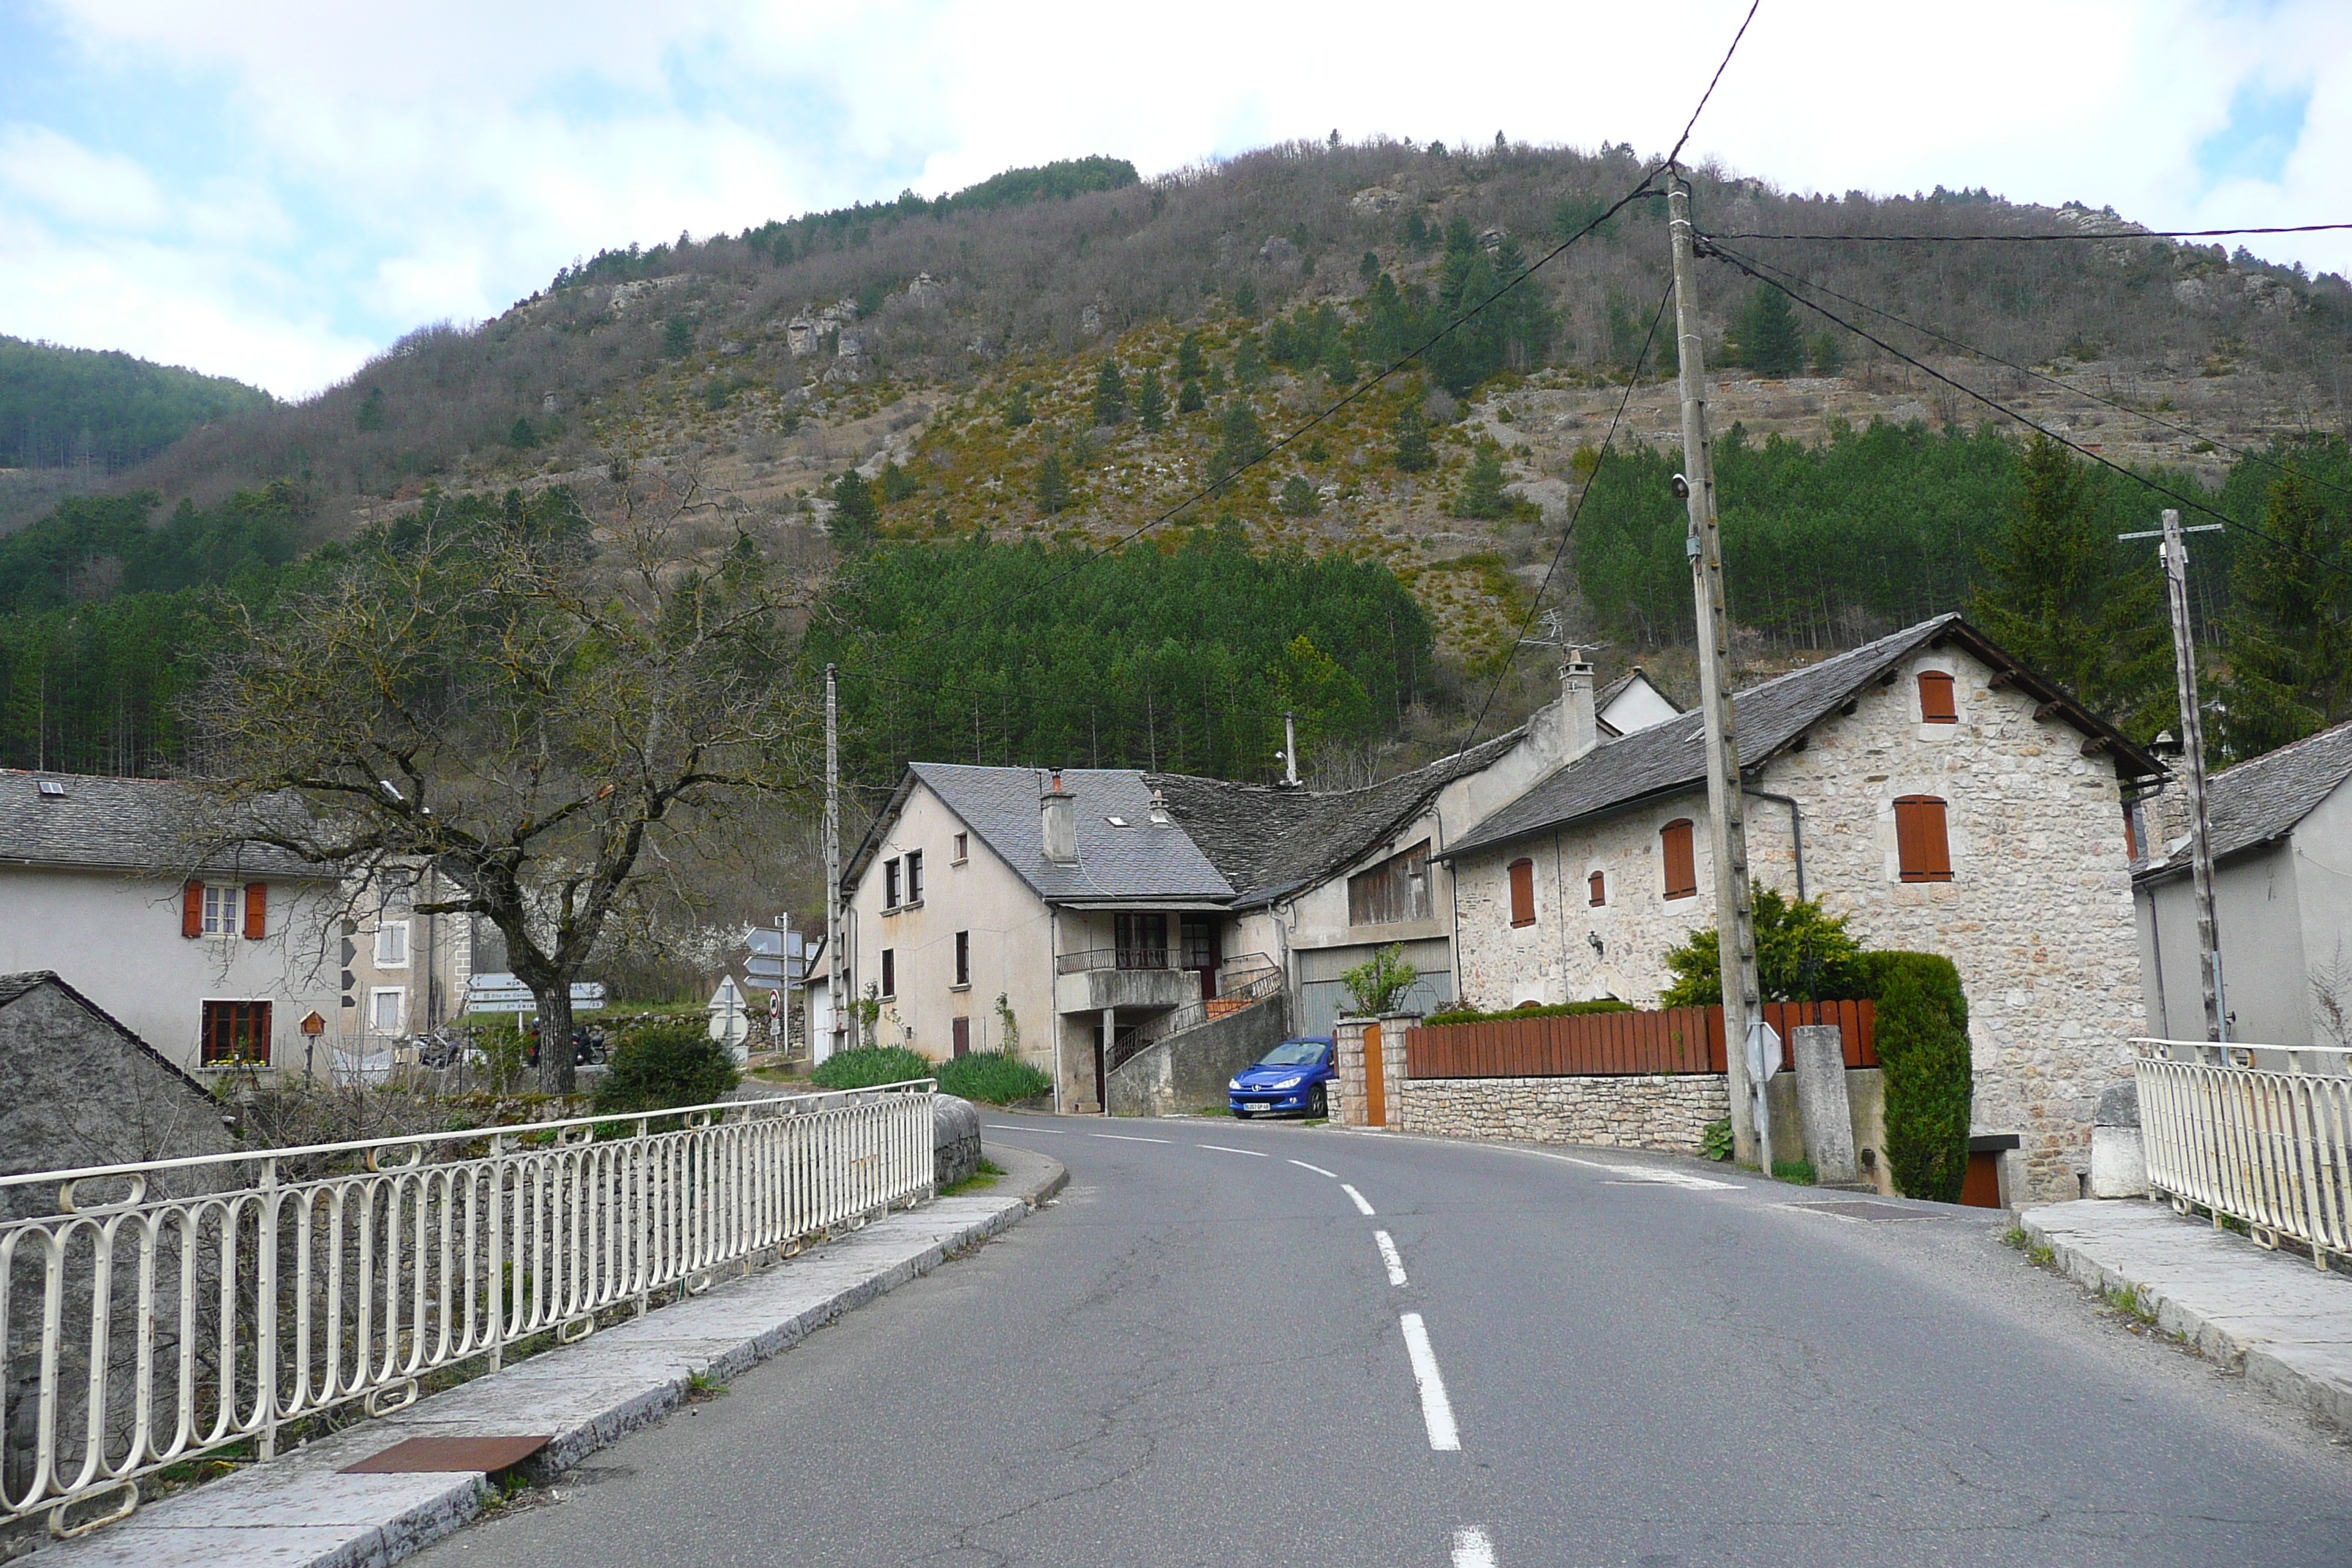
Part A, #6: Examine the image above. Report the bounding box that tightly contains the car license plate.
[1246,1102,1271,1112]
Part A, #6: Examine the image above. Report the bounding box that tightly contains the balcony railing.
[2136,1036,2352,1270]
[1055,946,1172,974]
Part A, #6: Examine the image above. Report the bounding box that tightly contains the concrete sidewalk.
[34,1142,1066,1568]
[2022,1198,2352,1434]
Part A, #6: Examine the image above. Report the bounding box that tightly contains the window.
[954,930,970,987]
[1588,870,1607,907]
[884,858,901,908]
[1660,820,1697,900]
[953,832,968,863]
[200,1000,271,1066]
[905,850,924,902]
[374,920,410,968]
[369,987,405,1033]
[1918,670,1958,723]
[1894,796,1953,881]
[1507,859,1537,927]
[201,883,243,937]
[881,948,897,998]
[1348,841,1433,927]
[1114,911,1168,968]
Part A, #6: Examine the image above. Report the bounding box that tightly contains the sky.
[0,0,2342,400]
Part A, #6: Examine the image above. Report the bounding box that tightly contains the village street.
[411,1120,2352,1568]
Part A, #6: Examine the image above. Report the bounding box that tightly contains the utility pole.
[1669,178,1771,1169]
[824,663,844,1060]
[2120,510,2228,1041]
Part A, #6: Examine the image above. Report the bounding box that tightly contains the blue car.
[1228,1036,1337,1120]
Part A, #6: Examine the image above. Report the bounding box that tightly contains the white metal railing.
[0,1080,935,1537]
[2135,1037,2352,1271]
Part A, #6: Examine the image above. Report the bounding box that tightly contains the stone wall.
[1330,1013,1415,1127]
[1397,1073,1729,1153]
[1450,639,2146,1204]
[1106,994,1289,1117]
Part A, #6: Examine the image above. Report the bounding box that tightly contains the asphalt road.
[412,1117,2352,1567]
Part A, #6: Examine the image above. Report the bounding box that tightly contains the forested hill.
[0,336,271,478]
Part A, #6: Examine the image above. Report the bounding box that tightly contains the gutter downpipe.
[1743,788,1805,903]
[1048,902,1064,1113]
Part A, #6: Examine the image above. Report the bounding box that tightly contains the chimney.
[1147,788,1171,826]
[1562,647,1598,759]
[1041,769,1077,863]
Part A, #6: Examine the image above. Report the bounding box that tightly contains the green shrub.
[1421,999,1632,1026]
[592,1019,739,1117]
[935,1051,1052,1105]
[809,1044,933,1090]
[1700,1117,1734,1161]
[1340,943,1419,1016]
[1868,951,1972,1203]
[1659,883,1870,1004]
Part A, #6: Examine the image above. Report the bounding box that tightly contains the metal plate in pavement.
[341,1435,554,1474]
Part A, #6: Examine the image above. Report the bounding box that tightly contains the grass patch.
[809,1045,932,1090]
[2104,1284,2160,1325]
[1771,1158,1818,1186]
[938,1158,1006,1197]
[935,1051,1052,1105]
[683,1368,728,1402]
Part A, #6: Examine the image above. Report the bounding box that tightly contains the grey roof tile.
[0,772,320,878]
[2143,718,2352,878]
[909,763,1235,902]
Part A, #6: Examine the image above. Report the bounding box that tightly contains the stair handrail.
[1111,963,1287,1071]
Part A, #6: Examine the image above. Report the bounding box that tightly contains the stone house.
[2132,717,2352,1046]
[1436,615,2161,1205]
[0,772,340,1079]
[833,665,1671,1115]
[337,860,475,1053]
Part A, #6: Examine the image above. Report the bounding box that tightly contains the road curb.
[2021,1199,2352,1436]
[32,1145,1067,1568]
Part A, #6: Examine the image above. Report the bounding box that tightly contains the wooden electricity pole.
[824,663,844,1060]
[1669,178,1772,1168]
[2121,510,2228,1041]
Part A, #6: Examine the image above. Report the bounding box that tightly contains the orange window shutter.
[1508,859,1535,927]
[244,882,268,938]
[183,881,204,938]
[1662,820,1696,897]
[1918,671,1957,723]
[1921,798,1952,878]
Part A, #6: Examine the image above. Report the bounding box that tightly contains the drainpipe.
[1743,788,1806,902]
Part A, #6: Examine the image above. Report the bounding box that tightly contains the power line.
[1703,237,2352,505]
[1450,278,1676,761]
[1700,237,2352,588]
[1665,0,1761,170]
[1707,222,2352,244]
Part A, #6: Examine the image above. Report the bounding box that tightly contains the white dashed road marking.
[1556,1156,1743,1191]
[1399,1313,1460,1451]
[1373,1230,1409,1286]
[1195,1144,1269,1157]
[1451,1526,1498,1567]
[1289,1158,1339,1178]
[1341,1183,1377,1216]
[1089,1133,1171,1144]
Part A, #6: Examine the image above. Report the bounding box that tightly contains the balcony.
[1055,948,1196,1014]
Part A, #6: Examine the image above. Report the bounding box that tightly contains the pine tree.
[1809,331,1844,377]
[1278,475,1321,516]
[1392,406,1434,472]
[1003,384,1032,427]
[829,470,878,548]
[1727,284,1805,377]
[2217,471,2352,761]
[1135,368,1166,431]
[1034,452,1071,516]
[662,314,694,358]
[1359,250,1380,282]
[1454,440,1511,519]
[1091,358,1127,426]
[1212,403,1267,485]
[1970,435,2167,730]
[507,417,536,450]
[1176,333,1205,382]
[1176,378,1206,414]
[1231,280,1259,320]
[355,385,387,432]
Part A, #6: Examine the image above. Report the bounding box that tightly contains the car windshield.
[1255,1040,1327,1067]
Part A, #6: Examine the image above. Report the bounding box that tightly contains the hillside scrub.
[0,334,270,474]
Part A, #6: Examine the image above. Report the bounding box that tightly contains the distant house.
[0,772,339,1077]
[2132,718,2352,1046]
[1437,616,2161,1206]
[834,665,1617,1111]
[339,860,475,1049]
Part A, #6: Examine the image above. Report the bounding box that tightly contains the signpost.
[464,973,607,1015]
[707,974,751,1060]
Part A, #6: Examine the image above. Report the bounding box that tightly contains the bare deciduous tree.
[184,465,817,1091]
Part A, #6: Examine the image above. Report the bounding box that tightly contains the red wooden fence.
[1404,999,1876,1080]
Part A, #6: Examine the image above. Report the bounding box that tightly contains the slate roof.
[0,969,222,1107]
[1442,614,2163,861]
[2139,718,2352,881]
[0,772,322,878]
[898,764,1235,903]
[1149,728,1526,905]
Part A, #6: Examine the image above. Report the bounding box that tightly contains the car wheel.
[1306,1085,1327,1118]
[1232,1109,1255,1120]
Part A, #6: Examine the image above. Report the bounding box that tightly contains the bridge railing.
[2135,1038,2352,1270]
[0,1080,935,1537]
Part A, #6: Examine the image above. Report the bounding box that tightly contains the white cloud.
[4,0,2346,398]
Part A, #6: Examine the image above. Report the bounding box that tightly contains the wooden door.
[951,1017,970,1058]
[1363,1022,1387,1127]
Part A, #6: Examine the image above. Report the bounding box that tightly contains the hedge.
[1865,951,1972,1203]
[1421,999,1634,1027]
[591,1019,740,1119]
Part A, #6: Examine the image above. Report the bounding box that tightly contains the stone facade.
[1450,641,2145,1205]
[1331,1014,1414,1127]
[1397,1073,1730,1153]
